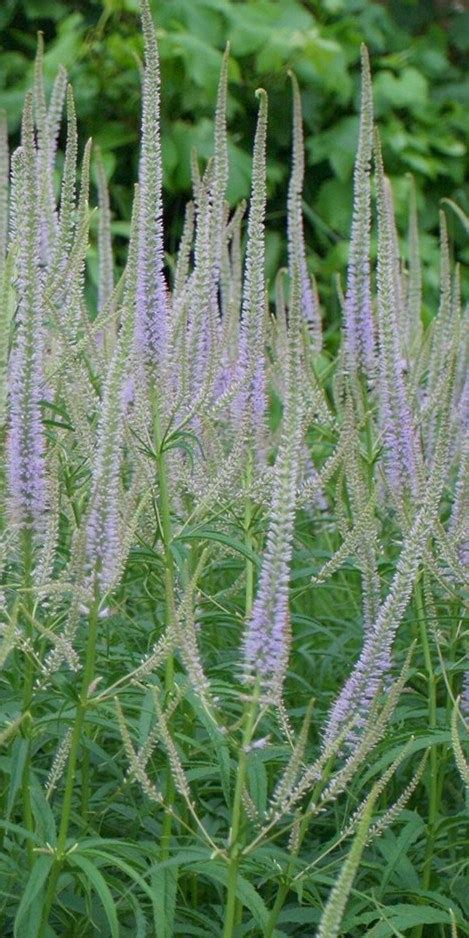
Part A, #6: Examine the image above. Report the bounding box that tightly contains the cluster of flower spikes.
[0,0,467,791]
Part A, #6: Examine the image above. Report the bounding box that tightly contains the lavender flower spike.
[135,0,167,367]
[86,188,140,594]
[343,45,374,377]
[236,89,269,464]
[7,95,46,534]
[287,72,321,351]
[375,135,421,504]
[243,266,303,694]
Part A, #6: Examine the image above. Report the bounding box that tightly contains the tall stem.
[232,461,255,928]
[412,574,438,938]
[38,600,100,938]
[151,393,177,860]
[223,682,259,938]
[264,767,333,937]
[21,530,35,867]
[244,458,255,619]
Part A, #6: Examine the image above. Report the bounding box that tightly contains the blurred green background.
[0,0,468,311]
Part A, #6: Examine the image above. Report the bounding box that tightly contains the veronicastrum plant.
[0,2,467,936]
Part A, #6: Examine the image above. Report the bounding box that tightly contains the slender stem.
[412,575,438,938]
[244,459,255,619]
[223,682,259,938]
[264,767,333,936]
[232,462,255,928]
[21,531,35,868]
[151,393,177,861]
[38,601,100,938]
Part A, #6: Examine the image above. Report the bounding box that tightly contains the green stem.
[244,460,255,619]
[151,394,177,861]
[264,768,333,936]
[223,683,259,938]
[21,531,34,868]
[412,575,438,938]
[38,601,100,938]
[232,464,255,928]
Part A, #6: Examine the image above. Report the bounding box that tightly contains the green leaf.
[177,527,261,567]
[189,860,270,930]
[14,855,54,938]
[7,737,29,819]
[247,750,268,816]
[30,784,57,845]
[357,903,454,936]
[373,68,428,115]
[185,687,231,807]
[68,853,119,938]
[151,866,177,938]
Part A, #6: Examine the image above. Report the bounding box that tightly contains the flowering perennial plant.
[0,3,467,936]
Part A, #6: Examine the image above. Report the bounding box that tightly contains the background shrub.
[0,0,467,319]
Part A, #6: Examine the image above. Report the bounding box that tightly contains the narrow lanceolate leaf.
[343,45,374,377]
[375,135,421,506]
[236,89,268,463]
[86,188,140,594]
[7,95,47,534]
[287,72,321,350]
[135,0,167,368]
[242,264,303,695]
[95,149,114,313]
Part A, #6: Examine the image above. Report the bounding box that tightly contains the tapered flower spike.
[7,94,47,535]
[242,264,303,694]
[405,175,422,349]
[236,88,269,463]
[186,160,215,403]
[135,0,167,368]
[343,44,374,378]
[174,200,195,299]
[51,85,77,276]
[95,149,114,314]
[428,211,453,398]
[46,64,67,167]
[0,111,8,273]
[33,32,57,264]
[449,411,468,571]
[86,187,140,594]
[287,72,321,350]
[0,249,15,431]
[374,133,421,505]
[209,44,230,295]
[220,199,246,366]
[0,114,12,431]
